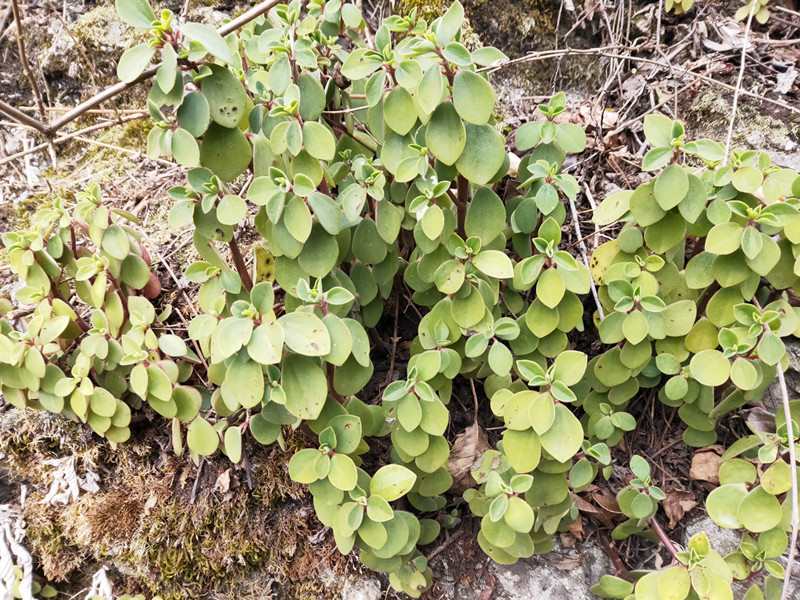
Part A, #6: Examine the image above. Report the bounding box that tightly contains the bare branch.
[0,0,283,135]
[9,0,47,121]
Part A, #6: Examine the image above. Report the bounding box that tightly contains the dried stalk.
[9,0,46,121]
[0,0,283,135]
[776,365,799,600]
[723,8,754,165]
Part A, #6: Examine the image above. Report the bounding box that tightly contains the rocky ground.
[1,0,799,598]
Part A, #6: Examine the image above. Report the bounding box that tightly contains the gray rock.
[438,539,612,600]
[764,339,800,413]
[40,20,78,76]
[341,577,381,600]
[683,515,741,556]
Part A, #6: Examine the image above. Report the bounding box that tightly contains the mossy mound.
[0,410,354,598]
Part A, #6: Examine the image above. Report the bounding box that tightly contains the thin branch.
[228,234,253,291]
[0,112,147,167]
[10,0,46,121]
[723,8,754,165]
[483,46,800,116]
[649,517,681,564]
[0,99,49,134]
[0,0,283,135]
[777,365,799,600]
[567,188,604,321]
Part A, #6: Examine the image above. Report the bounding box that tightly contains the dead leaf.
[214,468,231,494]
[663,491,697,529]
[566,518,584,541]
[689,451,721,484]
[447,422,490,492]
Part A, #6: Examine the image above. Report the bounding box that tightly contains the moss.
[1,409,354,598]
[685,91,799,152]
[398,0,446,19]
[72,6,131,52]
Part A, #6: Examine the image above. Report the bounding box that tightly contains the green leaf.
[488,340,513,376]
[216,194,247,225]
[536,268,565,309]
[465,187,505,245]
[705,222,743,255]
[341,48,383,80]
[502,429,541,473]
[224,426,242,463]
[453,70,495,125]
[182,22,237,65]
[503,496,534,533]
[200,124,251,181]
[456,123,507,185]
[289,448,323,483]
[115,0,155,28]
[383,88,417,135]
[101,224,130,260]
[201,65,247,128]
[732,166,763,194]
[540,404,583,463]
[622,310,649,345]
[425,103,466,165]
[370,464,417,501]
[221,355,264,409]
[187,417,219,456]
[279,311,331,356]
[177,92,210,137]
[689,349,730,387]
[329,454,358,491]
[282,354,327,420]
[171,128,200,167]
[706,483,747,528]
[473,250,513,279]
[643,113,674,147]
[283,195,313,243]
[654,164,688,210]
[593,190,632,226]
[737,486,783,533]
[90,388,117,418]
[158,334,187,357]
[156,44,178,93]
[303,121,336,161]
[656,567,690,600]
[247,321,284,365]
[436,0,464,45]
[117,44,155,83]
[210,317,253,363]
[552,350,587,386]
[761,459,792,495]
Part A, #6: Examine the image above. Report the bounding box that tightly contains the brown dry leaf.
[572,493,599,515]
[447,422,490,492]
[689,451,721,484]
[566,518,584,541]
[592,488,621,514]
[663,491,697,529]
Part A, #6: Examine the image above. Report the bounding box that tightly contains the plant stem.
[10,0,46,122]
[228,235,253,291]
[456,175,469,237]
[723,7,754,165]
[777,365,799,600]
[649,517,680,564]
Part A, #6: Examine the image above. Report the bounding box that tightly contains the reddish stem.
[229,234,253,291]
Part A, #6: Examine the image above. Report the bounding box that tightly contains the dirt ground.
[0,0,799,598]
